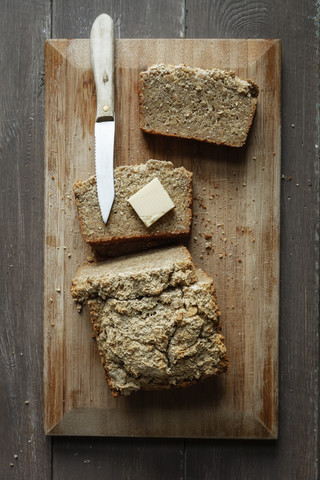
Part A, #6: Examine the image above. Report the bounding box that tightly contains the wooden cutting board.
[44,39,281,438]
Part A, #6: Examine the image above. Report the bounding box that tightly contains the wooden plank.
[52,438,184,480]
[185,0,319,478]
[44,38,280,438]
[0,0,52,478]
[52,0,186,39]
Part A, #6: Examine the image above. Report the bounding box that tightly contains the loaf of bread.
[73,160,193,255]
[139,64,259,147]
[71,245,228,397]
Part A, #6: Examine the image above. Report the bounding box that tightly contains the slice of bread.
[71,246,228,397]
[73,159,193,255]
[71,245,196,303]
[139,64,259,147]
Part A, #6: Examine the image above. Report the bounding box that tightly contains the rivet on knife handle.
[90,14,114,122]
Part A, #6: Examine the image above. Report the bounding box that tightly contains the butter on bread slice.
[127,177,175,227]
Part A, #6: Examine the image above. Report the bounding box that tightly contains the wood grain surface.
[43,38,281,438]
[0,1,52,479]
[0,0,318,478]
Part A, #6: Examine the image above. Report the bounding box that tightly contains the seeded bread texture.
[73,159,193,254]
[139,64,259,147]
[71,246,228,397]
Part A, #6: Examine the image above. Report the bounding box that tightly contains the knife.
[90,13,115,223]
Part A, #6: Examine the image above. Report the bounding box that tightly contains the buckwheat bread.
[73,160,193,255]
[71,245,228,397]
[139,64,259,147]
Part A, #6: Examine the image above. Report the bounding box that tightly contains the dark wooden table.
[1,1,319,478]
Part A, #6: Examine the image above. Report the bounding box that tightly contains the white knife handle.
[90,14,114,121]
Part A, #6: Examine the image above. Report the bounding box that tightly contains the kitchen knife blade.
[90,13,115,223]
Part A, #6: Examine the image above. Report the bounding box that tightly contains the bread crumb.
[24,400,29,405]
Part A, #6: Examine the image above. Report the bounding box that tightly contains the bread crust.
[87,270,229,397]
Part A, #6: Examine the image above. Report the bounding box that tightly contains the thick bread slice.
[88,267,228,397]
[71,245,197,303]
[139,64,259,147]
[73,159,193,253]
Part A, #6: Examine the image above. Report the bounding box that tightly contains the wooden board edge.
[45,407,278,439]
[43,38,68,434]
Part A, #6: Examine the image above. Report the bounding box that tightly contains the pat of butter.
[127,177,175,228]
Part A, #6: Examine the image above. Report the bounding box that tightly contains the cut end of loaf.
[139,64,259,147]
[70,245,196,303]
